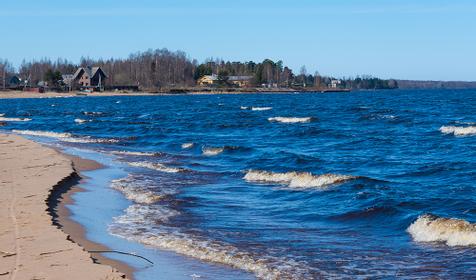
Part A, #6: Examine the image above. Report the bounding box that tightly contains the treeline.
[1,48,398,90]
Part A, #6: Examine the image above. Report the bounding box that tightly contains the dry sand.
[0,134,129,280]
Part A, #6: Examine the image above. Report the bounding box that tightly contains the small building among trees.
[71,66,107,91]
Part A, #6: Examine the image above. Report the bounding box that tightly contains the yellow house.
[197,74,253,87]
[197,74,218,86]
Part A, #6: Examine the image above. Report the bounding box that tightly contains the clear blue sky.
[1,0,475,81]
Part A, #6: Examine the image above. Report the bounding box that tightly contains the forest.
[0,49,398,91]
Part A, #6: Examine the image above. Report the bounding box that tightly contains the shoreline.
[0,134,130,280]
[0,88,353,99]
[52,152,136,280]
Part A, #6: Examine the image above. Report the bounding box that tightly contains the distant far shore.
[0,88,355,99]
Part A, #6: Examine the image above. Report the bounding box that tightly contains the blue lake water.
[1,90,476,279]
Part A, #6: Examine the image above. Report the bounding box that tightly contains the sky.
[1,0,475,81]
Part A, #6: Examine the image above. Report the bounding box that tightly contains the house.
[71,66,107,91]
[7,75,22,89]
[197,74,253,87]
[197,74,218,86]
[227,76,253,87]
[330,79,342,89]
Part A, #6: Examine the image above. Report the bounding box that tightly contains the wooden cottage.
[72,66,107,91]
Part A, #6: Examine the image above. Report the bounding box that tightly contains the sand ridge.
[0,134,128,280]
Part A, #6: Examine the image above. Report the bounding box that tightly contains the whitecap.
[82,111,104,116]
[440,125,476,136]
[407,214,476,246]
[240,106,249,110]
[0,117,31,122]
[109,205,295,280]
[111,177,164,204]
[244,170,357,189]
[268,117,312,123]
[202,146,225,156]
[251,107,272,111]
[111,150,161,157]
[12,129,119,144]
[181,142,194,149]
[74,118,88,124]
[128,161,184,173]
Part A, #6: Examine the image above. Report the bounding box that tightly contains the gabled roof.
[72,66,107,80]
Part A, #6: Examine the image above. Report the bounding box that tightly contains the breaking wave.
[12,129,120,144]
[268,117,312,123]
[109,204,308,280]
[111,150,161,157]
[244,170,357,189]
[82,111,104,116]
[128,161,184,173]
[439,125,476,136]
[74,118,89,124]
[110,175,173,204]
[202,146,225,156]
[181,142,194,149]
[0,117,31,122]
[407,214,476,246]
[251,107,272,111]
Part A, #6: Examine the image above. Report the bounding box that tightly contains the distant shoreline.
[0,88,354,99]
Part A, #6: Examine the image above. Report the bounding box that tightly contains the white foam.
[0,117,31,122]
[202,146,225,156]
[244,170,357,189]
[407,214,476,246]
[251,107,272,111]
[110,208,288,280]
[82,111,104,116]
[0,113,4,117]
[111,178,163,204]
[129,161,183,173]
[268,117,312,123]
[240,106,249,110]
[111,150,160,157]
[440,125,476,136]
[12,130,119,144]
[181,142,194,149]
[74,118,88,124]
[13,130,72,138]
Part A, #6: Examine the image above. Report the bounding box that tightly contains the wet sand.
[0,134,130,280]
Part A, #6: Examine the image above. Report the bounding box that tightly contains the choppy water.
[2,90,476,279]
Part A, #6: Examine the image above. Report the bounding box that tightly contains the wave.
[202,146,225,156]
[109,204,306,280]
[244,170,357,189]
[251,107,272,111]
[240,106,249,110]
[181,142,194,149]
[440,125,476,136]
[128,161,184,173]
[74,118,89,124]
[12,129,120,144]
[111,150,161,157]
[0,117,31,122]
[82,111,104,116]
[110,175,174,204]
[268,117,312,123]
[407,214,476,246]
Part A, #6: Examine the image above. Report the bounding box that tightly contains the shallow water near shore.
[2,89,476,279]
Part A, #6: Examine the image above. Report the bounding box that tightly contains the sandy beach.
[0,134,129,280]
